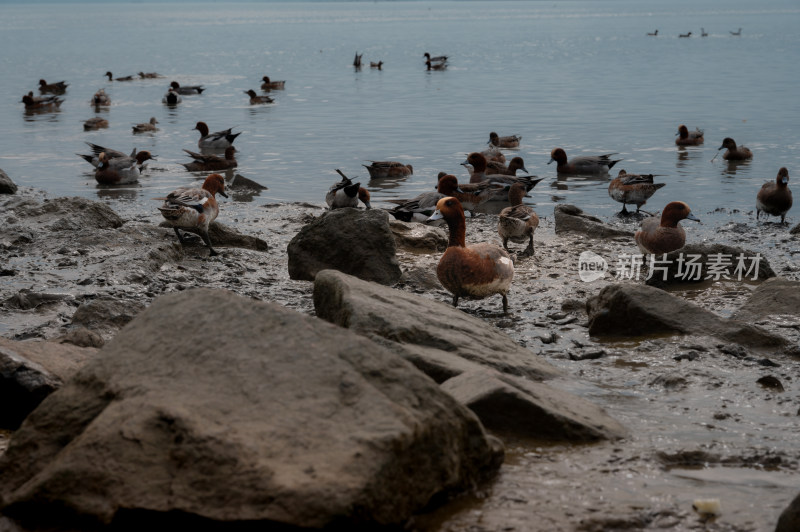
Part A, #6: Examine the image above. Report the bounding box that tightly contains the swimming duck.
[194,121,241,150]
[138,72,163,79]
[91,89,111,106]
[21,93,62,110]
[423,52,448,64]
[244,89,274,104]
[647,30,658,36]
[162,88,182,105]
[462,152,545,200]
[701,28,708,37]
[498,183,540,257]
[182,147,238,172]
[170,81,205,95]
[675,125,704,146]
[425,60,447,71]
[353,52,363,68]
[548,148,621,175]
[608,170,666,214]
[635,201,700,254]
[38,79,68,94]
[437,174,504,213]
[428,197,514,314]
[132,117,159,133]
[730,28,742,36]
[718,137,752,160]
[481,146,506,165]
[94,151,154,185]
[679,31,692,38]
[362,161,413,179]
[489,132,521,149]
[470,156,528,177]
[260,76,285,90]
[370,61,383,70]
[756,167,792,224]
[156,173,228,256]
[105,71,134,82]
[83,117,109,130]
[77,142,148,167]
[326,173,370,210]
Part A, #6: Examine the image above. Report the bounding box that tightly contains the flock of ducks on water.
[20,47,792,314]
[648,27,742,37]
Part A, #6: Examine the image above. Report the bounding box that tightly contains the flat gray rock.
[554,204,633,239]
[733,277,800,320]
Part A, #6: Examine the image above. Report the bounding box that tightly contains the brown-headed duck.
[170,81,205,95]
[635,201,700,254]
[94,151,155,185]
[675,125,704,146]
[38,79,68,94]
[608,170,666,214]
[182,147,238,172]
[489,131,521,149]
[370,61,383,70]
[756,167,792,224]
[548,147,621,175]
[244,89,274,104]
[21,93,62,109]
[498,183,540,257]
[132,117,159,133]
[428,197,514,314]
[260,76,286,90]
[83,117,109,130]
[718,138,752,160]
[362,161,413,179]
[91,88,111,106]
[462,152,545,200]
[138,72,163,79]
[195,121,241,150]
[425,60,447,71]
[156,173,228,256]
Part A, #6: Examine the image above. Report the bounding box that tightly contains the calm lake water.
[2,0,799,230]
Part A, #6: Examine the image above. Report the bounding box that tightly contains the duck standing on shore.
[498,183,540,257]
[156,173,228,256]
[608,170,666,214]
[635,201,700,254]
[718,137,752,161]
[756,167,792,224]
[428,197,514,314]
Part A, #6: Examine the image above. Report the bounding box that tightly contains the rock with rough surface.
[159,220,269,252]
[733,278,800,320]
[776,492,800,532]
[71,297,146,336]
[441,370,626,442]
[644,243,775,287]
[586,283,786,348]
[390,219,447,252]
[313,269,561,382]
[0,337,96,428]
[0,288,503,530]
[288,208,401,284]
[554,204,633,239]
[0,169,17,194]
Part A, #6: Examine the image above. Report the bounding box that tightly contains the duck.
[679,31,692,38]
[428,197,514,314]
[498,183,540,257]
[132,117,159,133]
[77,143,140,167]
[244,89,274,104]
[481,145,506,165]
[701,28,709,37]
[608,170,666,214]
[38,79,68,94]
[387,174,471,222]
[436,174,504,213]
[423,52,448,64]
[548,147,621,175]
[647,29,658,36]
[488,132,521,149]
[370,61,383,70]
[170,80,205,95]
[156,173,228,256]
[194,121,241,150]
[675,125,704,146]
[260,76,285,90]
[94,151,155,185]
[21,93,62,110]
[756,167,792,224]
[326,173,370,210]
[362,161,413,179]
[83,117,109,130]
[463,152,545,199]
[425,60,447,71]
[634,201,700,254]
[718,137,752,161]
[91,88,111,106]
[353,52,363,68]
[730,28,742,36]
[138,72,163,79]
[162,87,182,105]
[182,147,238,172]
[469,156,528,177]
[105,71,134,82]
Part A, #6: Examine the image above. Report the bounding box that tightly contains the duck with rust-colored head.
[718,138,752,161]
[39,79,68,94]
[83,117,109,131]
[363,161,413,179]
[489,132,521,149]
[156,173,228,256]
[244,89,274,105]
[548,147,621,175]
[635,201,700,254]
[94,150,154,185]
[608,170,666,215]
[675,125,704,146]
[462,152,545,201]
[757,167,792,224]
[260,76,285,90]
[498,183,540,257]
[428,197,514,314]
[182,147,238,172]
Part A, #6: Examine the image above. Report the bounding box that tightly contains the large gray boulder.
[733,278,800,320]
[0,288,503,530]
[0,169,17,194]
[313,269,562,382]
[288,208,401,285]
[586,284,787,348]
[441,370,626,442]
[0,337,97,428]
[554,204,633,239]
[644,243,775,287]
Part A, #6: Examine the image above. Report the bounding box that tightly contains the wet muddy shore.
[1,185,799,531]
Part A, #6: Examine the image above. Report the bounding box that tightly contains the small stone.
[756,375,784,392]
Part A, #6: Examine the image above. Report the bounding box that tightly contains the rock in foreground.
[0,289,502,530]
